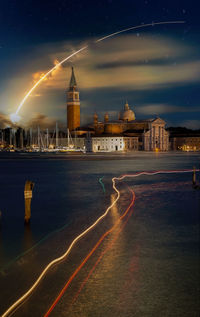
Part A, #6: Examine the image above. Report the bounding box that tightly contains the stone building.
[85,135,138,152]
[67,67,169,152]
[168,127,200,151]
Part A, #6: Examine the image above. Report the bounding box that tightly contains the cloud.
[26,112,65,130]
[38,34,199,92]
[180,120,200,130]
[1,33,199,126]
[137,103,200,115]
[0,112,14,128]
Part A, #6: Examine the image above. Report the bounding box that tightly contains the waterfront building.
[85,135,138,152]
[169,127,200,151]
[89,103,169,151]
[67,67,169,152]
[172,137,200,151]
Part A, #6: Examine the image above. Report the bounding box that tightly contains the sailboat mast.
[30,128,32,147]
[67,128,69,147]
[56,122,58,148]
[46,128,49,148]
[1,129,3,146]
[9,128,12,146]
[38,126,40,148]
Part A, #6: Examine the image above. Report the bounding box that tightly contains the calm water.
[0,152,199,316]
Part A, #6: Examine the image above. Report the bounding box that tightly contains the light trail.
[1,169,195,317]
[0,220,72,273]
[99,176,106,193]
[1,169,124,317]
[13,20,185,118]
[96,20,185,43]
[70,198,134,308]
[15,46,88,116]
[44,189,135,317]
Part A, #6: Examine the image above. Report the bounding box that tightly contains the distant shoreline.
[0,151,199,161]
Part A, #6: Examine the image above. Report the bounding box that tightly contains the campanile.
[67,67,80,131]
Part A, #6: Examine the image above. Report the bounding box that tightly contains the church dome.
[119,101,135,121]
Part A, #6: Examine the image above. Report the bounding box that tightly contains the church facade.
[67,67,169,152]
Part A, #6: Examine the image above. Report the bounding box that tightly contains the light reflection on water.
[0,152,199,316]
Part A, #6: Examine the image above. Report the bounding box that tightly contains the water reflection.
[0,154,199,317]
[23,223,33,251]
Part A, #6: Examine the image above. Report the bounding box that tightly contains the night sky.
[0,0,199,129]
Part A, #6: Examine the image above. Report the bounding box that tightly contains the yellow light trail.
[44,189,135,317]
[1,168,195,317]
[15,46,88,116]
[12,20,185,120]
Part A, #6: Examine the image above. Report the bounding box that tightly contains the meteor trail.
[12,20,185,119]
[96,20,185,42]
[14,46,88,117]
[1,169,195,317]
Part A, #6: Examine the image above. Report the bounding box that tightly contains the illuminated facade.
[85,136,138,152]
[142,118,169,151]
[67,67,80,131]
[171,136,200,151]
[92,103,169,151]
[66,68,169,152]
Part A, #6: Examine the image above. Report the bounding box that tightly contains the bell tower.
[67,67,80,131]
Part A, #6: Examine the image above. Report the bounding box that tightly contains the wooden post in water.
[24,181,34,223]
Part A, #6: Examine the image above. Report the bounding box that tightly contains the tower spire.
[67,67,80,131]
[69,66,77,89]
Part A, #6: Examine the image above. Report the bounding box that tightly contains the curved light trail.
[1,169,195,317]
[99,176,106,193]
[15,46,88,116]
[0,220,72,273]
[44,189,135,317]
[13,20,185,119]
[70,198,134,308]
[1,168,123,317]
[96,20,185,43]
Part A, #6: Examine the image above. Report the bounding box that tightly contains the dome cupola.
[119,101,135,121]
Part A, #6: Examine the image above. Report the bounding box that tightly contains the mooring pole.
[24,180,34,223]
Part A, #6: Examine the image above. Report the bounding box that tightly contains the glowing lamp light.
[10,113,21,123]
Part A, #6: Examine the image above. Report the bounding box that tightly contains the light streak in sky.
[44,190,135,317]
[12,20,185,121]
[96,21,185,43]
[2,169,195,317]
[14,46,88,117]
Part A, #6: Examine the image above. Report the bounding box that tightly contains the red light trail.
[44,189,135,317]
[70,198,134,308]
[2,169,196,317]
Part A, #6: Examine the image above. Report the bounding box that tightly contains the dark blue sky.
[0,0,200,128]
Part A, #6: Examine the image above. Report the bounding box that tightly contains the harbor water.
[0,152,199,316]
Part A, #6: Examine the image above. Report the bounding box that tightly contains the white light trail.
[1,169,195,317]
[15,46,88,116]
[12,20,185,119]
[96,20,185,42]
